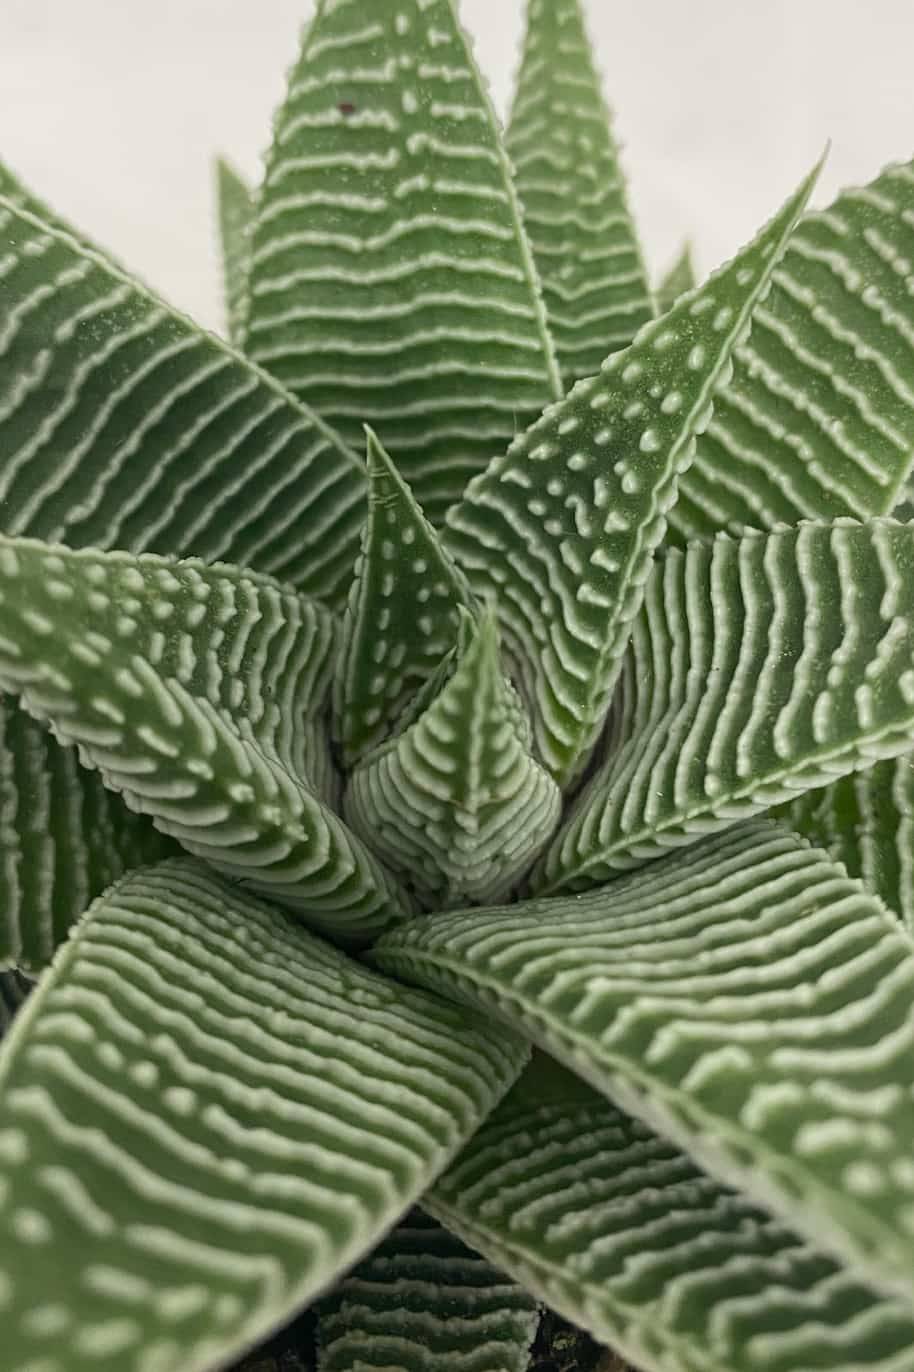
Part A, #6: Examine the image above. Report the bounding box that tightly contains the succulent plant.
[3,2,914,1371]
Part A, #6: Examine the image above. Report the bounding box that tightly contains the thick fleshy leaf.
[316,1209,538,1372]
[242,0,562,521]
[428,1063,914,1372]
[656,243,695,314]
[0,969,32,1036]
[0,537,408,942]
[538,519,914,893]
[676,160,914,540]
[507,0,654,385]
[778,755,914,933]
[377,819,914,1304]
[0,197,365,609]
[216,157,255,345]
[0,859,527,1372]
[334,430,476,767]
[444,166,819,785]
[345,609,561,907]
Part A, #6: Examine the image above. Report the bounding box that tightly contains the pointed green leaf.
[656,243,695,314]
[0,157,121,265]
[536,519,914,895]
[777,755,914,933]
[676,160,914,540]
[334,430,476,767]
[242,0,562,521]
[378,819,914,1305]
[0,537,409,943]
[507,0,654,384]
[0,859,527,1372]
[428,1065,914,1372]
[0,969,31,1037]
[216,157,255,345]
[0,197,365,610]
[345,608,561,907]
[445,166,819,785]
[316,1209,538,1371]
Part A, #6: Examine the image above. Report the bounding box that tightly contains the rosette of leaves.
[4,3,914,1371]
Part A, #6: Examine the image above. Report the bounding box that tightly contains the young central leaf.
[242,0,562,521]
[445,164,820,785]
[0,538,410,942]
[215,157,254,345]
[345,609,561,907]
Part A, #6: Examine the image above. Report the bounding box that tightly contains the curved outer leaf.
[507,0,654,385]
[316,1209,538,1372]
[0,197,365,610]
[216,157,255,345]
[345,608,561,908]
[444,164,819,785]
[676,159,914,540]
[242,0,561,522]
[778,755,914,933]
[538,519,914,894]
[0,859,527,1372]
[377,819,914,1306]
[428,1066,914,1372]
[0,537,408,943]
[656,243,695,315]
[0,969,32,1036]
[334,430,476,767]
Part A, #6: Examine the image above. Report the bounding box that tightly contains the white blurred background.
[1,0,912,332]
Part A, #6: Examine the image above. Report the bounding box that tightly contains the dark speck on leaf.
[338,102,356,116]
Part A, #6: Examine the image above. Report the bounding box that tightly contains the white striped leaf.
[444,166,819,786]
[334,430,477,768]
[507,0,654,385]
[344,608,561,908]
[242,0,562,522]
[656,243,696,314]
[0,859,527,1372]
[777,755,914,934]
[216,158,255,345]
[0,157,123,267]
[377,819,914,1305]
[676,160,914,540]
[537,519,914,894]
[0,196,365,610]
[428,1062,914,1372]
[0,537,410,943]
[316,1209,538,1372]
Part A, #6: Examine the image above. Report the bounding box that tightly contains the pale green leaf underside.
[444,165,818,785]
[377,819,914,1304]
[677,160,914,539]
[344,609,561,907]
[242,0,561,522]
[428,1066,914,1372]
[537,519,914,894]
[656,243,696,315]
[334,430,475,766]
[0,197,365,610]
[507,0,654,385]
[0,860,527,1372]
[216,157,255,346]
[0,537,410,943]
[316,1209,538,1372]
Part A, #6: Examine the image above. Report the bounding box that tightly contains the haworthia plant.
[3,4,914,1372]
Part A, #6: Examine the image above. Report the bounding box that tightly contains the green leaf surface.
[656,243,695,315]
[316,1209,538,1372]
[217,157,255,345]
[444,165,819,785]
[0,969,32,1037]
[0,859,527,1372]
[0,538,409,943]
[377,819,914,1306]
[0,197,365,610]
[676,160,914,540]
[507,0,654,385]
[242,0,561,522]
[0,157,122,266]
[334,430,476,768]
[345,608,561,907]
[537,519,914,894]
[428,1065,914,1372]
